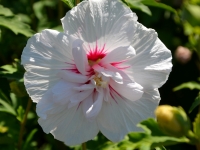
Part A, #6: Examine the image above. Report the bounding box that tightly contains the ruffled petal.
[36,80,80,119]
[21,29,75,103]
[83,88,104,120]
[130,23,172,89]
[57,70,89,83]
[97,89,160,142]
[21,29,73,69]
[68,89,94,108]
[24,66,59,103]
[109,79,143,101]
[72,39,90,75]
[61,0,137,52]
[100,46,135,65]
[92,64,123,84]
[38,104,99,146]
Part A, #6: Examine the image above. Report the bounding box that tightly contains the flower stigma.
[92,73,108,88]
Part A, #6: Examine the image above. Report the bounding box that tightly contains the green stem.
[18,98,32,150]
[82,142,86,150]
[187,130,199,145]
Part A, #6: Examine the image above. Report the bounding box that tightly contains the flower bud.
[155,105,191,137]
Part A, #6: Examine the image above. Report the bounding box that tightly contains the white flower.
[21,0,172,146]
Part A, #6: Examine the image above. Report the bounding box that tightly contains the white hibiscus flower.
[21,0,172,146]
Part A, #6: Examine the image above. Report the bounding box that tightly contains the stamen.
[93,73,108,88]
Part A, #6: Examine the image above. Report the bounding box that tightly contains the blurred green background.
[0,0,200,149]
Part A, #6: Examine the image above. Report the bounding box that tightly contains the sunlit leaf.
[0,5,13,16]
[97,141,118,150]
[141,0,176,14]
[0,16,34,37]
[193,113,200,141]
[16,106,25,122]
[0,125,8,133]
[62,0,75,8]
[173,81,200,91]
[124,0,152,15]
[124,0,176,16]
[0,99,16,116]
[155,146,167,150]
[125,119,189,149]
[0,59,25,80]
[183,4,200,26]
[189,95,200,113]
[0,64,17,74]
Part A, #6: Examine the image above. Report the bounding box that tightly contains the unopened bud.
[155,105,191,137]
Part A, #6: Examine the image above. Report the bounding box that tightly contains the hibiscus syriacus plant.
[21,0,172,146]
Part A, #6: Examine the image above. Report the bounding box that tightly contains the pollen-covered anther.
[93,73,108,88]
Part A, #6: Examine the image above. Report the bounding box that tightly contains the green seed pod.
[155,105,191,137]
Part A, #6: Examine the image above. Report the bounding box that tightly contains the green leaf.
[173,81,200,91]
[189,95,200,113]
[155,146,167,150]
[183,4,200,26]
[16,106,25,122]
[0,64,17,74]
[62,0,75,8]
[125,118,189,150]
[0,89,16,116]
[0,5,14,16]
[124,0,176,15]
[22,129,38,150]
[33,0,56,21]
[193,113,200,140]
[117,141,135,150]
[141,0,176,14]
[0,16,34,37]
[124,0,152,15]
[0,98,16,116]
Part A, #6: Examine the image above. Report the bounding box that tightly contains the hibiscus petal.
[57,70,89,83]
[83,88,104,120]
[104,86,112,102]
[109,79,143,101]
[97,89,160,142]
[38,104,99,146]
[24,66,59,103]
[100,46,135,65]
[93,64,123,84]
[61,0,137,53]
[130,23,172,89]
[36,80,80,119]
[21,29,73,69]
[68,89,94,108]
[72,39,90,75]
[21,29,75,103]
[73,84,94,91]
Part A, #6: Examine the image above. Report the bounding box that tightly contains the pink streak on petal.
[87,41,106,61]
[109,85,121,104]
[111,61,130,70]
[62,63,81,73]
[77,102,82,110]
